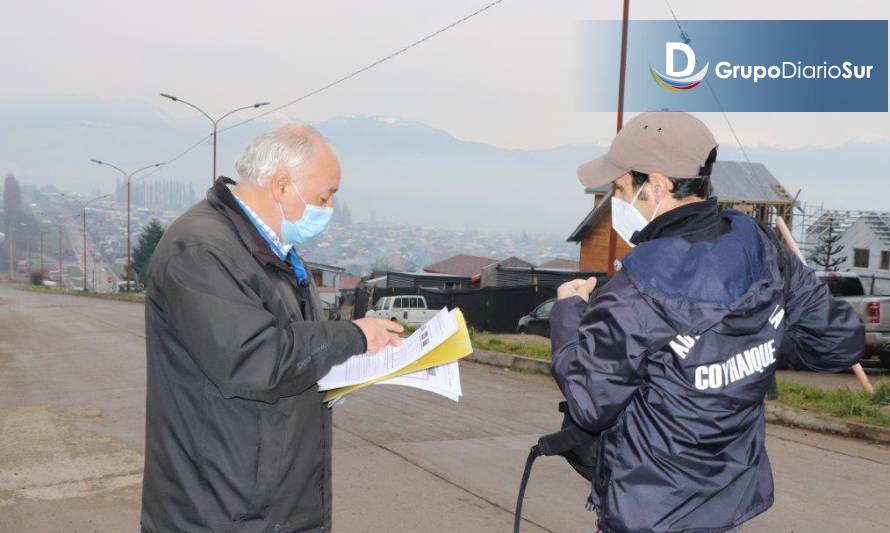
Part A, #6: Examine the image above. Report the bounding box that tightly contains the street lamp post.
[58,193,113,291]
[90,161,164,290]
[6,221,27,281]
[160,94,270,184]
[56,214,79,288]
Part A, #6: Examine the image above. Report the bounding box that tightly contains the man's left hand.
[557,277,598,302]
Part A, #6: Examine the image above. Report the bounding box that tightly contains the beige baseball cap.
[578,112,718,190]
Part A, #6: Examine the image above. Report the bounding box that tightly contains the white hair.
[234,125,321,186]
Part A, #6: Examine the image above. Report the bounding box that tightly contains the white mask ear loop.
[629,182,646,206]
[292,181,309,207]
[650,185,665,221]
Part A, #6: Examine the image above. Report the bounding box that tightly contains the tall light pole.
[57,214,80,288]
[160,94,270,184]
[5,221,29,281]
[58,193,113,291]
[90,160,164,290]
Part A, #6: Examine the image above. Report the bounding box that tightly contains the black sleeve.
[549,271,672,434]
[160,243,367,403]
[779,253,864,372]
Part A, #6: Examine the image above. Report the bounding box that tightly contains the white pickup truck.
[365,295,438,327]
[816,271,890,368]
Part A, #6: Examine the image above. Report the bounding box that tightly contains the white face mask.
[611,183,662,247]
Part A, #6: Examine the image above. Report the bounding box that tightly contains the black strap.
[514,445,542,533]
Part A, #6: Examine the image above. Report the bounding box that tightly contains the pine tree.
[133,219,165,285]
[809,218,847,271]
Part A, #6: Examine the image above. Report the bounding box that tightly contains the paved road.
[1,282,888,532]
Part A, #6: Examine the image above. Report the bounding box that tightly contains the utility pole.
[40,231,44,277]
[83,214,87,290]
[607,0,631,276]
[57,192,112,291]
[160,94,270,184]
[7,224,13,281]
[58,224,63,287]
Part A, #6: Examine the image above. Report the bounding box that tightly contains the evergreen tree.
[133,219,165,285]
[809,218,847,271]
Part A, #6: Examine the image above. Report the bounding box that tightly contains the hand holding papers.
[319,307,473,403]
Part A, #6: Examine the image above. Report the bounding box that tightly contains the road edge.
[467,349,890,445]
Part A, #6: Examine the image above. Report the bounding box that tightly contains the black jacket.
[551,201,864,532]
[141,178,366,532]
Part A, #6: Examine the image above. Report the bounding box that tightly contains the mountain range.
[1,95,887,236]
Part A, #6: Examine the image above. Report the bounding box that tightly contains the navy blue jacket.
[551,203,864,533]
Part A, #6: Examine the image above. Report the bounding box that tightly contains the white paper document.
[379,361,462,402]
[318,307,458,391]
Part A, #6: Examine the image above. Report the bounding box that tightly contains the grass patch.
[470,330,552,361]
[20,284,145,303]
[776,378,890,428]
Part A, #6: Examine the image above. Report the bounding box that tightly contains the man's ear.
[650,173,673,201]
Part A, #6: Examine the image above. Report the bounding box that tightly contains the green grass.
[469,330,552,361]
[775,378,890,428]
[20,283,145,303]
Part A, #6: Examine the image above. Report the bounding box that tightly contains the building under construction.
[568,160,796,272]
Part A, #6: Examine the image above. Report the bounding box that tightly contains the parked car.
[816,271,890,368]
[365,295,438,327]
[114,280,142,293]
[517,299,555,338]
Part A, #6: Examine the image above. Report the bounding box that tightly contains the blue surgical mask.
[278,183,333,244]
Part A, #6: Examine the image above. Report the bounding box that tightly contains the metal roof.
[806,210,890,247]
[709,161,793,204]
[423,254,498,277]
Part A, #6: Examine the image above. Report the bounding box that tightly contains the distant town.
[1,174,580,294]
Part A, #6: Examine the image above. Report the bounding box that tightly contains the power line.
[218,0,507,134]
[135,0,507,184]
[661,0,754,170]
[137,133,213,183]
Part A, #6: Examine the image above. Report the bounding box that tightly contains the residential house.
[479,256,534,287]
[386,271,474,290]
[305,260,345,317]
[424,254,497,279]
[538,257,580,271]
[805,210,890,294]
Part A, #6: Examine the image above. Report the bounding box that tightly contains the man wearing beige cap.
[549,112,863,532]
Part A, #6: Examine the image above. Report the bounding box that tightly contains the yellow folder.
[324,308,473,402]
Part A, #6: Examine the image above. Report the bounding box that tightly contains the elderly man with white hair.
[141,124,403,533]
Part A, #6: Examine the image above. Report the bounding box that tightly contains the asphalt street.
[1,282,888,532]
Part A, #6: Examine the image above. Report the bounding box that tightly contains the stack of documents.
[318,307,473,403]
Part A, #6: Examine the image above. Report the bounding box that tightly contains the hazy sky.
[3,0,888,152]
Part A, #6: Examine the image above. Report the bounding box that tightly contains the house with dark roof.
[568,160,795,272]
[386,271,474,290]
[538,257,580,271]
[424,254,497,278]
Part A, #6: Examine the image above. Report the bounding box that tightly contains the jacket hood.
[621,210,784,336]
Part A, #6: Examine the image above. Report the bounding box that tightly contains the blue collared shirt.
[230,189,309,285]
